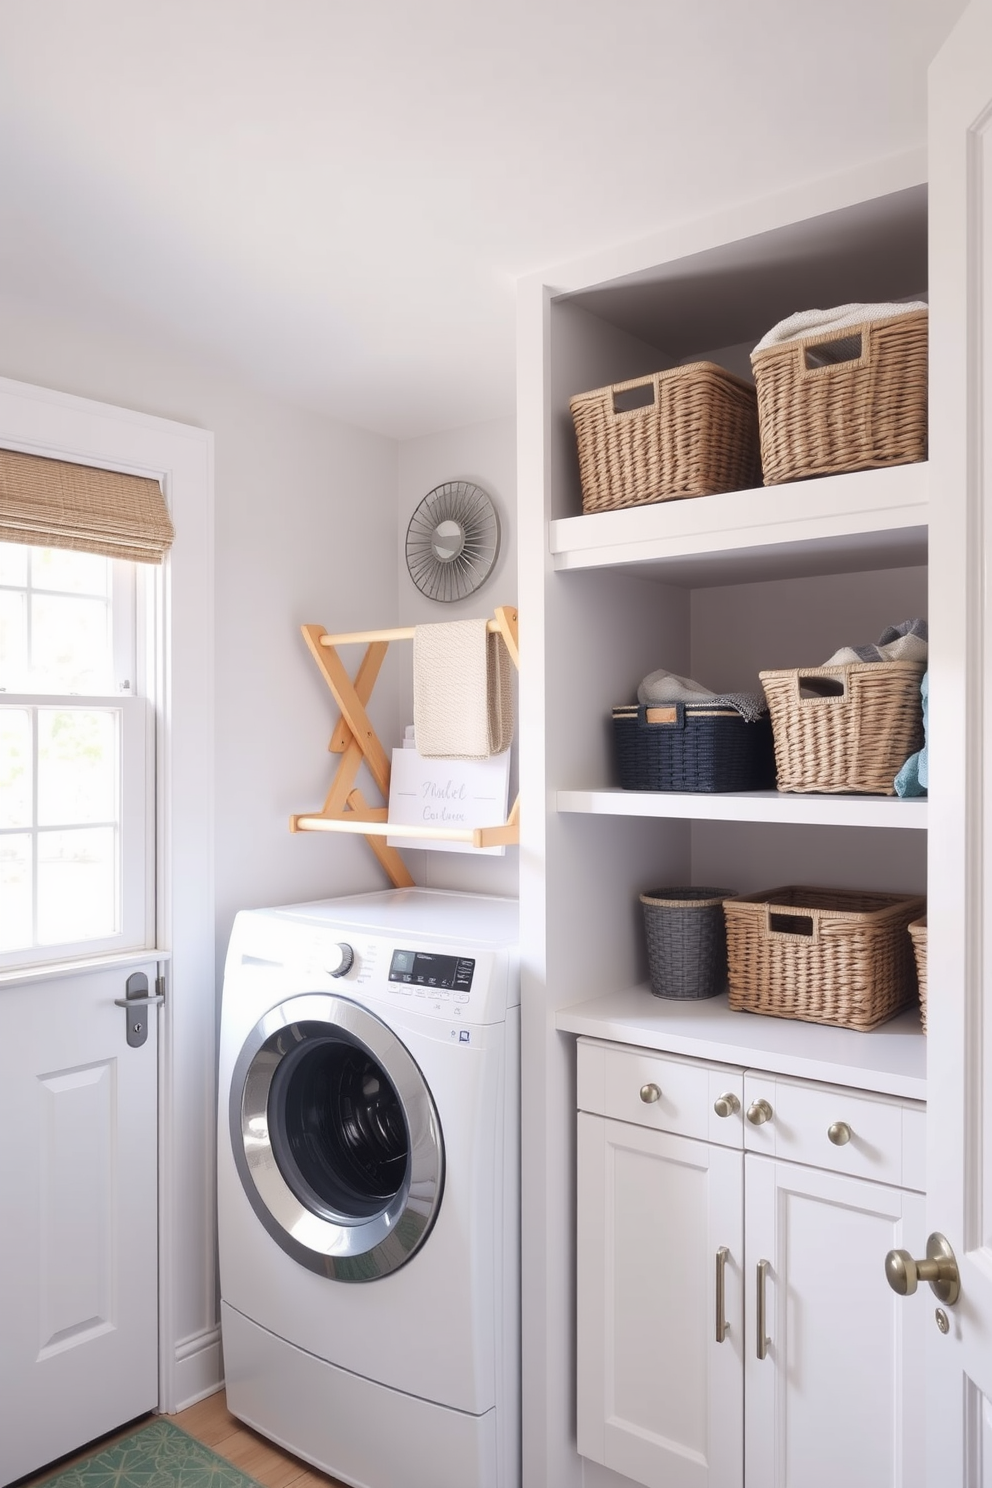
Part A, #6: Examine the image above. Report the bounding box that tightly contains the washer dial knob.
[327,942,354,978]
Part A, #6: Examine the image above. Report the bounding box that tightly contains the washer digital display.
[389,949,475,990]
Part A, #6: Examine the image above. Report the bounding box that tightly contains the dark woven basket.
[613,703,776,792]
[641,887,736,1000]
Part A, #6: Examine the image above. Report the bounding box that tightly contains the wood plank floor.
[17,1390,349,1488]
[172,1390,349,1488]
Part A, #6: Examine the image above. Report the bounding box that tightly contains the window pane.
[0,544,27,586]
[0,590,28,689]
[37,827,117,943]
[32,547,112,598]
[37,709,117,826]
[31,593,114,692]
[0,709,32,828]
[0,833,31,950]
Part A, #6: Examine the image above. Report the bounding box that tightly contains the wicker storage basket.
[613,703,776,793]
[908,916,928,1033]
[641,887,736,1000]
[724,886,926,1031]
[759,661,925,795]
[751,309,928,486]
[570,362,761,515]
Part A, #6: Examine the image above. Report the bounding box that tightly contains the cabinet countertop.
[556,987,926,1101]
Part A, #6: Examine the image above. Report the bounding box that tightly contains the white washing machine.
[217,888,520,1488]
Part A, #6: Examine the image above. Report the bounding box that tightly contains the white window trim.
[0,375,216,1412]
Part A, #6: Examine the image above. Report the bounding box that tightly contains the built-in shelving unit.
[517,168,933,1488]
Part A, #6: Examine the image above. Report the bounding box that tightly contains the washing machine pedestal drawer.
[221,1302,504,1488]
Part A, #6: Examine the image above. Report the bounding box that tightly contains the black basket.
[613,702,776,792]
[640,887,736,999]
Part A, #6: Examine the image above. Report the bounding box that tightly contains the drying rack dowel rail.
[292,605,520,886]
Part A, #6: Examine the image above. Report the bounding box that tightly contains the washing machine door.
[230,993,444,1281]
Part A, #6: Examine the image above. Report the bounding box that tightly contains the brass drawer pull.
[713,1092,740,1118]
[827,1121,852,1146]
[639,1083,661,1104]
[746,1099,773,1126]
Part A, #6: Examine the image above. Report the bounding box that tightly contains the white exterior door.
[576,1112,744,1488]
[0,960,160,1485]
[927,0,992,1479]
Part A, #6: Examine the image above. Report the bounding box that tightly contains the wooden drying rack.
[290,606,520,889]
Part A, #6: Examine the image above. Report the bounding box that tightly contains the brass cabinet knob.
[713,1092,741,1118]
[885,1232,960,1306]
[827,1121,852,1146]
[746,1098,773,1125]
[639,1083,661,1104]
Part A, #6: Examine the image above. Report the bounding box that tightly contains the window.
[0,543,150,968]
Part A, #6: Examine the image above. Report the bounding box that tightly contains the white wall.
[396,416,518,898]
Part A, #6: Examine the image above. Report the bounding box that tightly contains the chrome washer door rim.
[230,993,444,1280]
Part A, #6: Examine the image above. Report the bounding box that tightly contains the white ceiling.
[0,0,967,440]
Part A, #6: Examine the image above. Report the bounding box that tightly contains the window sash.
[0,696,150,969]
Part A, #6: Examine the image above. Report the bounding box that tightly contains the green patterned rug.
[39,1420,265,1488]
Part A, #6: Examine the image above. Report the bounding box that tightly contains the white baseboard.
[168,1325,224,1412]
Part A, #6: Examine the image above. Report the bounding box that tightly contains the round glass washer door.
[230,993,444,1281]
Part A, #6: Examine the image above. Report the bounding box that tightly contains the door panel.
[0,961,159,1486]
[744,1156,926,1488]
[928,1,992,1479]
[576,1112,743,1488]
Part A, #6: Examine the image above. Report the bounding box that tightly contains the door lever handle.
[114,971,164,1048]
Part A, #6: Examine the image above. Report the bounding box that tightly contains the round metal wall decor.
[405,481,500,603]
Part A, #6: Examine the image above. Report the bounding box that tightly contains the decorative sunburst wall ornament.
[405,481,501,602]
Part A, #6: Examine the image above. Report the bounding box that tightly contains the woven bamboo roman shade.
[0,448,174,563]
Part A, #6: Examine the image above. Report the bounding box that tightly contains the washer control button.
[327,942,355,978]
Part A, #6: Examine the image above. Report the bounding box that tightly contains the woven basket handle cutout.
[795,673,848,703]
[644,703,684,729]
[767,907,818,940]
[611,380,656,416]
[799,329,869,378]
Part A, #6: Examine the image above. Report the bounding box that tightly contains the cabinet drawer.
[577,1037,745,1147]
[742,1071,926,1190]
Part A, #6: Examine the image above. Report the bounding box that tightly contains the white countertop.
[555,986,926,1100]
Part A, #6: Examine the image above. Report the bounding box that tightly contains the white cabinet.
[575,1039,927,1488]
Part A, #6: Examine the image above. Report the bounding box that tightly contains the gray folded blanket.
[822,618,927,667]
[637,668,767,723]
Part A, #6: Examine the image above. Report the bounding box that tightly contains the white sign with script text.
[386,747,511,855]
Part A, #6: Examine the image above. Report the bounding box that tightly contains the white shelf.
[557,788,927,829]
[550,462,928,587]
[556,987,926,1100]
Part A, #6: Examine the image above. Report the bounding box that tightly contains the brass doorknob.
[885,1232,960,1306]
[639,1083,662,1104]
[714,1092,740,1118]
[746,1099,773,1125]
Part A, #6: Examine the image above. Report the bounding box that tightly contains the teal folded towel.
[894,671,928,797]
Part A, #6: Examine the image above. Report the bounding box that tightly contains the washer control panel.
[388,949,475,998]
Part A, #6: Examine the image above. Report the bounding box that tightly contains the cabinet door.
[577,1111,743,1488]
[744,1156,926,1488]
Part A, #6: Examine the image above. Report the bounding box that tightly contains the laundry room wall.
[0,289,401,1401]
[396,416,518,899]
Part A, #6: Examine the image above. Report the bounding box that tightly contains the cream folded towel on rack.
[413,619,514,759]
